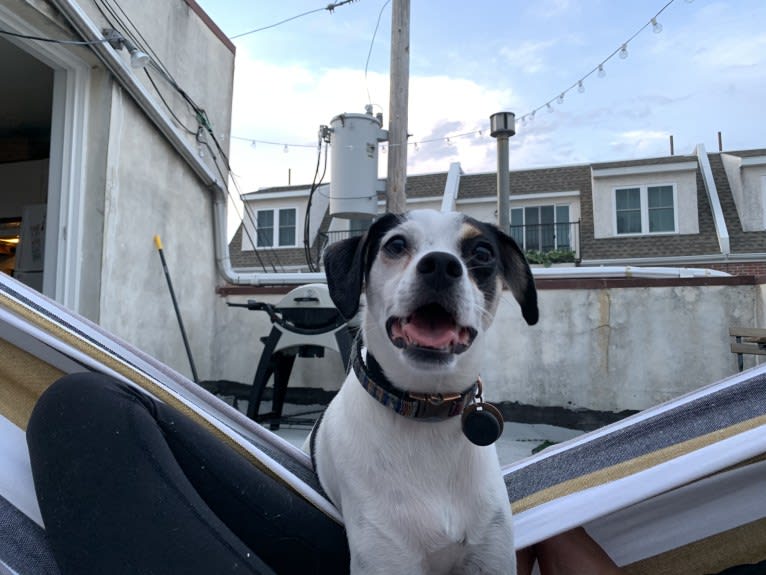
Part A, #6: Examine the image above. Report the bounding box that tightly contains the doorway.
[0,36,53,293]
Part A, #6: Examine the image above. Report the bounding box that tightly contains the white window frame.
[255,207,298,248]
[613,183,678,236]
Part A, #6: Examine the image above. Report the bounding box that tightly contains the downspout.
[696,143,731,256]
[52,0,325,286]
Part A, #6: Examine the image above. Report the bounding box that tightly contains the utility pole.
[386,0,410,214]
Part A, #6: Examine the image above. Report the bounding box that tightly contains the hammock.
[0,271,764,574]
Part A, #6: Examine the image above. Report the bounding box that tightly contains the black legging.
[26,373,348,575]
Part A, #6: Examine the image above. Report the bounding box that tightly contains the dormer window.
[256,208,297,247]
[615,184,676,235]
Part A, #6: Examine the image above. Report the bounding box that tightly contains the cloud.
[499,40,558,74]
[609,129,670,156]
[227,49,516,192]
[692,34,766,71]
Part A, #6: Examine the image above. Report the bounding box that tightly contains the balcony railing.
[509,220,580,262]
[316,221,581,267]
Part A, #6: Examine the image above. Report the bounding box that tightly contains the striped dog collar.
[353,350,478,421]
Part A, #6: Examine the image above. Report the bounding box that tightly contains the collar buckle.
[409,392,462,406]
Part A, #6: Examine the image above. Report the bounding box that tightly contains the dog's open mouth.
[386,303,477,355]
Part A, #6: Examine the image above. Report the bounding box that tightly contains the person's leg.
[534,527,621,575]
[27,372,348,575]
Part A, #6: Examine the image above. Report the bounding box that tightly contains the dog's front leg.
[345,515,428,575]
[459,507,516,575]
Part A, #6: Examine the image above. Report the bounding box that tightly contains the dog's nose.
[416,252,463,289]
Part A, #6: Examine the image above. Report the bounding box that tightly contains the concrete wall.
[97,93,225,379]
[480,282,756,412]
[214,280,763,414]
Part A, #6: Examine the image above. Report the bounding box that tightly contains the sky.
[195,0,765,202]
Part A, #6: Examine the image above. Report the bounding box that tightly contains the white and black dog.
[313,209,538,574]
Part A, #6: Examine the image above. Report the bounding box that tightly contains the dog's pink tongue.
[403,314,458,349]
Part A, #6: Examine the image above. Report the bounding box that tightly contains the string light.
[514,0,678,126]
[619,43,629,59]
[231,2,679,163]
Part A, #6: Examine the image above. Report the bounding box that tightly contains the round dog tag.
[461,402,504,446]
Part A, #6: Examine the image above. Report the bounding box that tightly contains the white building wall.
[721,154,766,232]
[8,0,236,380]
[592,169,699,239]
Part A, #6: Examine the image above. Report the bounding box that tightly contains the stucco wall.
[214,281,760,414]
[592,169,699,239]
[480,283,754,412]
[71,0,235,379]
[742,165,766,231]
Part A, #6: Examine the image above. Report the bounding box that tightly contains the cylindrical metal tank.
[328,111,385,218]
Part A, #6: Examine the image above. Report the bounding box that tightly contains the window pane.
[648,186,674,232]
[278,209,296,246]
[510,208,524,247]
[615,189,641,234]
[525,207,540,251]
[540,206,555,252]
[649,208,675,232]
[256,210,273,247]
[648,185,673,208]
[556,205,570,250]
[617,211,642,234]
[616,188,640,210]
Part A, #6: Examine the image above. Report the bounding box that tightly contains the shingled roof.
[229,147,766,271]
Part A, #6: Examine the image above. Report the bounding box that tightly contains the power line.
[230,0,685,158]
[0,27,113,45]
[230,0,359,40]
[364,0,391,107]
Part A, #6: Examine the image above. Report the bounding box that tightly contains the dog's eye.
[383,235,408,257]
[472,243,494,264]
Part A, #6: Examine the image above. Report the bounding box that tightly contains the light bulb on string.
[619,44,628,59]
[651,18,663,33]
[577,80,585,94]
[546,102,554,113]
[598,64,606,78]
[250,140,256,149]
[557,93,565,105]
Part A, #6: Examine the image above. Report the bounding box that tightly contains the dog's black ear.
[323,213,405,320]
[496,231,539,326]
[323,235,366,319]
